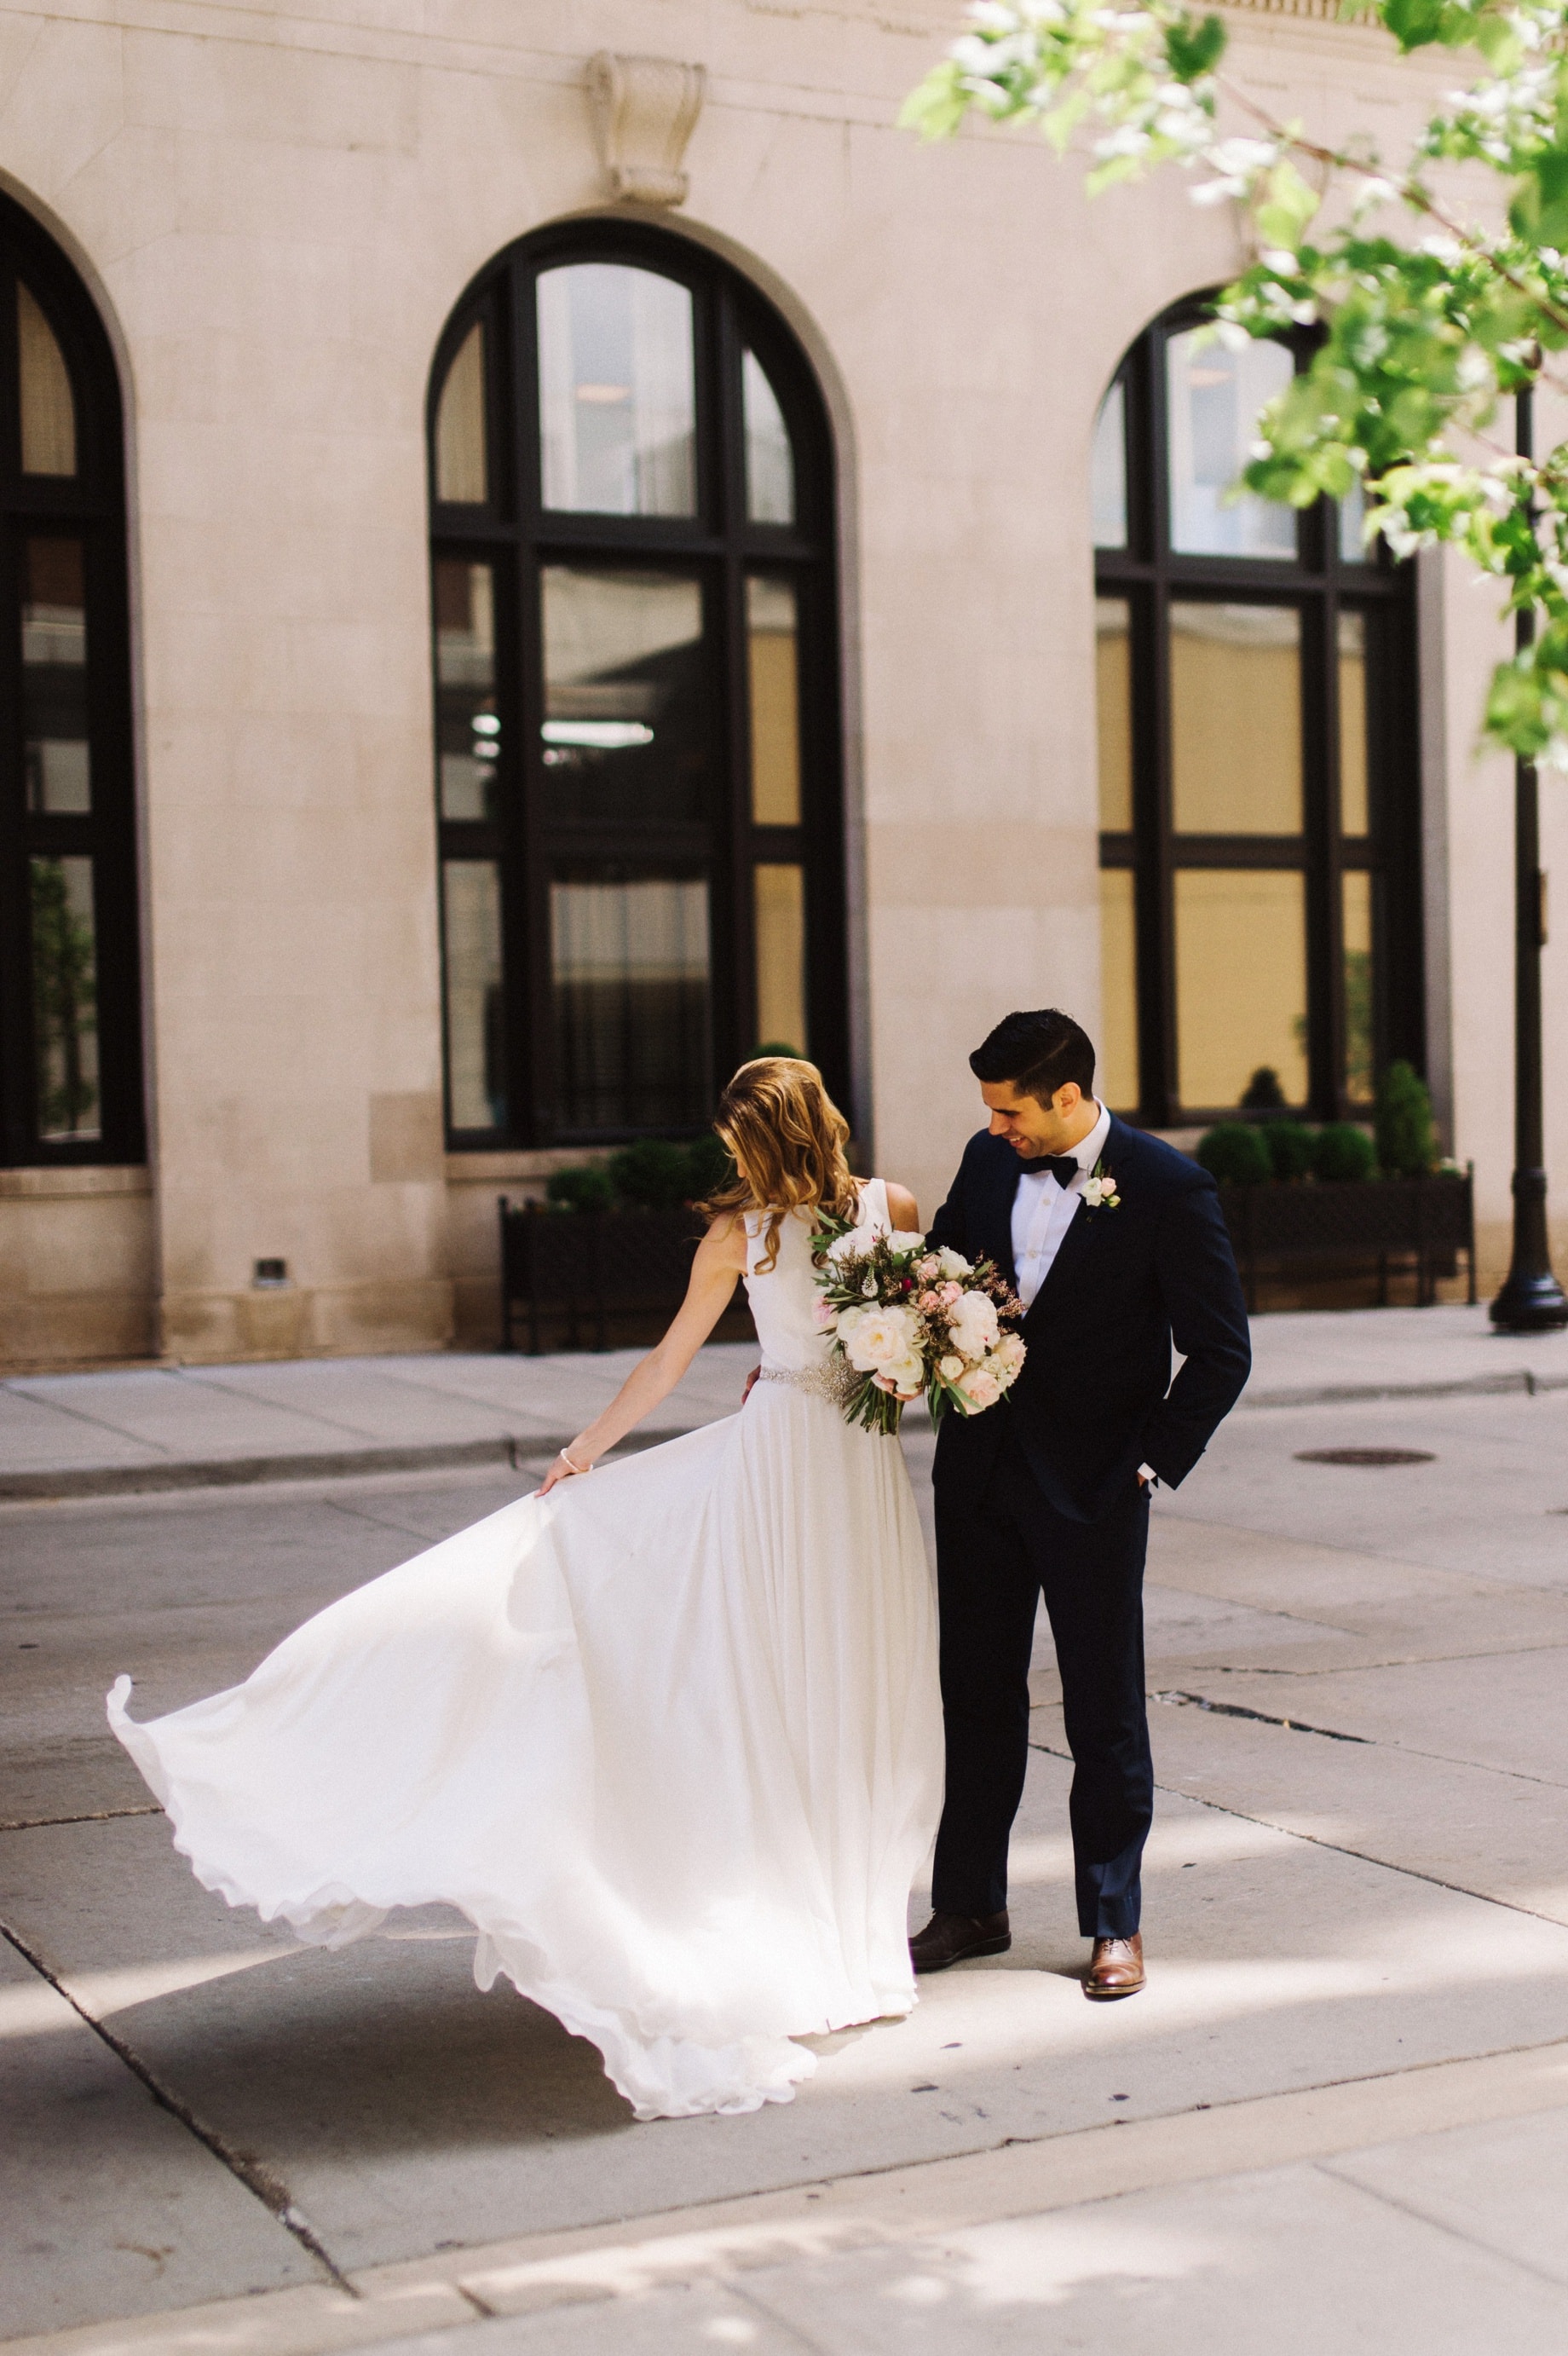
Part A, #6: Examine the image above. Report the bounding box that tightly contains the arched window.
[1,196,140,1165]
[1093,298,1421,1125]
[428,222,845,1146]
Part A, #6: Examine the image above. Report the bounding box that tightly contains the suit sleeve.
[1139,1173,1251,1487]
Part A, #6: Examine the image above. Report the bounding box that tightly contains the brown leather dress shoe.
[1084,1932,1144,1999]
[908,1909,1012,1974]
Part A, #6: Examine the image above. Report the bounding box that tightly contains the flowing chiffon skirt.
[109,1379,943,2120]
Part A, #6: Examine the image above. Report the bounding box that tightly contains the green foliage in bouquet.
[810,1213,1026,1437]
[1375,1060,1438,1176]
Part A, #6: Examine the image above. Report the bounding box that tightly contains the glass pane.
[435,320,487,505]
[442,863,505,1131]
[1174,869,1308,1110]
[433,559,498,821]
[538,265,695,517]
[551,869,712,1131]
[1170,603,1301,834]
[24,538,90,814]
[743,349,794,525]
[31,855,100,1140]
[1338,610,1369,835]
[1339,482,1368,564]
[1342,869,1374,1105]
[748,576,801,825]
[541,568,706,826]
[1092,379,1127,550]
[19,283,75,477]
[754,863,806,1055]
[1098,868,1139,1111]
[1167,329,1295,558]
[1095,596,1133,830]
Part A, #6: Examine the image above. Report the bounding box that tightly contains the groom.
[913,1008,1251,1996]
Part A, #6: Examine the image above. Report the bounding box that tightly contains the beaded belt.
[755,1359,862,1407]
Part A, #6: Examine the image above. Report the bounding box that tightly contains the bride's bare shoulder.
[876,1178,920,1232]
[697,1207,751,1268]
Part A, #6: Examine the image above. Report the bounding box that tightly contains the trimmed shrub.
[608,1139,694,1210]
[1196,1123,1272,1185]
[752,1041,804,1060]
[546,1164,615,1215]
[1240,1065,1288,1111]
[684,1133,735,1199]
[1262,1121,1317,1182]
[1375,1059,1437,1178]
[1311,1123,1376,1183]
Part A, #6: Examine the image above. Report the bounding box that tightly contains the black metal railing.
[499,1198,756,1354]
[1214,1170,1475,1314]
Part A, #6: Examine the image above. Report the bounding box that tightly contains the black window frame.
[0,195,142,1168]
[1096,295,1421,1128]
[428,218,848,1151]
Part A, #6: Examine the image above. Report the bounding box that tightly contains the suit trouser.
[931,1435,1153,1938]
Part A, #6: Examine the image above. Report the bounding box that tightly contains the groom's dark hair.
[971,1009,1096,1106]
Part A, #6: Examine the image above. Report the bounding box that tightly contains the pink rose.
[811,1296,838,1331]
[940,1281,963,1305]
[958,1366,1002,1412]
[917,1255,941,1280]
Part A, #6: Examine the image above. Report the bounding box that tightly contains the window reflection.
[1092,381,1127,551]
[442,863,506,1131]
[19,282,75,477]
[31,854,99,1140]
[1342,869,1374,1104]
[1167,330,1295,558]
[541,568,706,826]
[1170,603,1301,834]
[1339,611,1369,834]
[1174,869,1308,1109]
[24,538,89,815]
[747,576,801,825]
[754,863,806,1054]
[435,321,487,505]
[538,265,695,517]
[1095,597,1133,830]
[434,560,498,821]
[551,869,712,1131]
[743,350,794,525]
[1098,869,1139,1110]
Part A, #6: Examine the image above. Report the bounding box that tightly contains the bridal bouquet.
[810,1216,1026,1436]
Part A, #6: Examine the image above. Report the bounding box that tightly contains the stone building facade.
[0,0,1561,1366]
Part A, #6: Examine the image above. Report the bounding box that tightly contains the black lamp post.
[1490,386,1568,1331]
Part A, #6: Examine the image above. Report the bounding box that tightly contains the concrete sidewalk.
[1,1304,1566,1501]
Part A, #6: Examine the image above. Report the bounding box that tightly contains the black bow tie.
[1038,1156,1081,1188]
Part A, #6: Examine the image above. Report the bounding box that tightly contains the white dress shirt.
[1010,1100,1111,1310]
[1007,1101,1158,1489]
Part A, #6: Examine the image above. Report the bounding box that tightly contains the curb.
[0,1424,693,1504]
[1242,1368,1568,1410]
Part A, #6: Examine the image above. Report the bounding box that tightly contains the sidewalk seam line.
[1032,1740,1568,1928]
[0,1914,355,2295]
[1311,2157,1568,2290]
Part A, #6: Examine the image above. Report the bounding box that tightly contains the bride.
[109,1058,944,2122]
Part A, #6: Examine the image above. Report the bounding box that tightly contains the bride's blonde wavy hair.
[700,1058,859,1273]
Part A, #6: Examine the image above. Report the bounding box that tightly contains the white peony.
[991,1331,1026,1376]
[873,1352,925,1397]
[947,1291,1000,1360]
[887,1229,928,1254]
[936,1247,972,1279]
[842,1302,920,1372]
[957,1365,1002,1412]
[938,1354,966,1381]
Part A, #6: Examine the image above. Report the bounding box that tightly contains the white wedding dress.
[108,1181,943,2121]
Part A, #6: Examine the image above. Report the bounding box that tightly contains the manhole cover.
[1294,1447,1436,1467]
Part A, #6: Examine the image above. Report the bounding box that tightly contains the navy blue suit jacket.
[928,1117,1251,1524]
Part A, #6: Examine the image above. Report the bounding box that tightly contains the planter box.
[1215,1172,1475,1314]
[499,1198,757,1354]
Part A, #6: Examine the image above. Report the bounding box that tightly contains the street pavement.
[2,1309,1567,2351]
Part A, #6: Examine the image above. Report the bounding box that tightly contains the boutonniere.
[1081,1158,1121,1210]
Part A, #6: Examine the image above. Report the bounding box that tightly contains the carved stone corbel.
[585,53,706,208]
